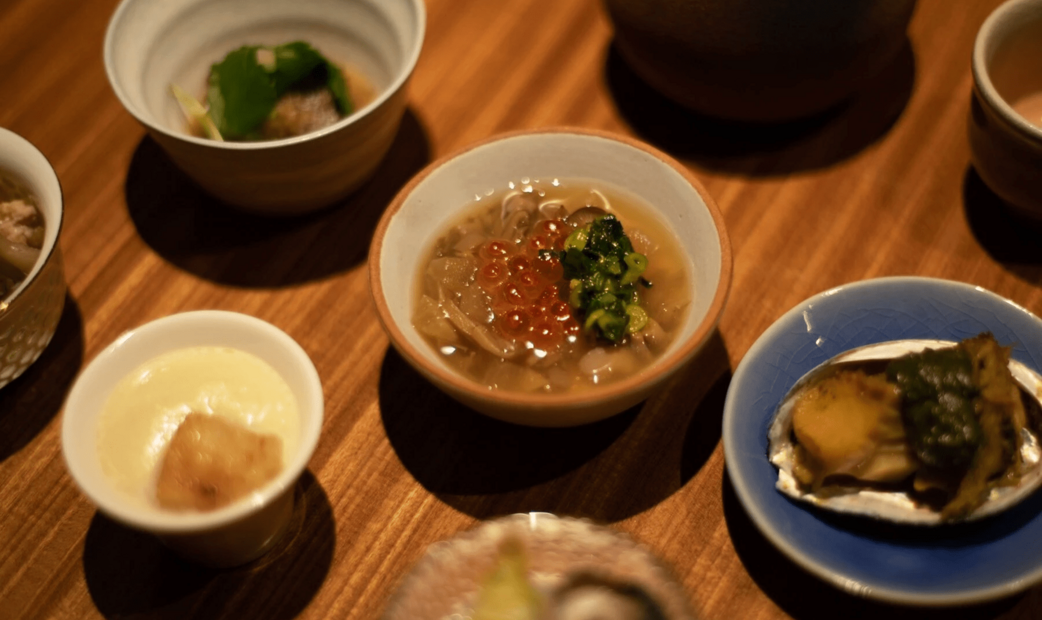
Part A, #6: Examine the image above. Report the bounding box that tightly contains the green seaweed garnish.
[885,346,982,471]
[177,41,353,140]
[552,214,651,343]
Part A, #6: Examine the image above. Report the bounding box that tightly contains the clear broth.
[413,179,691,394]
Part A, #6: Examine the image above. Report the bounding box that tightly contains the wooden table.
[3,0,1041,618]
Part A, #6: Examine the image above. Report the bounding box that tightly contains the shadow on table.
[83,470,335,620]
[379,330,732,523]
[721,473,1033,619]
[963,167,1042,287]
[0,293,83,463]
[603,40,915,176]
[123,109,430,288]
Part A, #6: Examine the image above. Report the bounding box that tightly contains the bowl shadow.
[124,109,431,288]
[0,293,83,462]
[963,166,1042,287]
[722,473,1036,618]
[603,39,915,176]
[82,470,335,620]
[378,330,732,522]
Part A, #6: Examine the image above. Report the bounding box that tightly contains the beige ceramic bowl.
[383,513,695,619]
[0,128,66,389]
[61,311,324,568]
[969,0,1042,220]
[369,129,732,427]
[104,0,425,215]
[603,0,916,122]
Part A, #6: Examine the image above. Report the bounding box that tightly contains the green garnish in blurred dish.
[473,538,543,620]
[171,41,353,141]
[550,214,652,343]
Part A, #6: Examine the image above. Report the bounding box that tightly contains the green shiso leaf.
[325,61,353,115]
[207,45,278,138]
[270,41,325,94]
[200,41,352,139]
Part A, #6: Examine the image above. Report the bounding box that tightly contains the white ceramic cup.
[969,0,1042,218]
[61,311,324,567]
[104,0,425,215]
[0,128,66,388]
[369,128,732,427]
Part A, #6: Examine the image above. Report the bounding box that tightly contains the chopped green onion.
[554,214,652,343]
[584,308,606,331]
[596,312,628,342]
[621,252,648,285]
[569,279,583,308]
[563,228,589,251]
[625,305,649,333]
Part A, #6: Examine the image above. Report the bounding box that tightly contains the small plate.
[723,276,1042,606]
[382,513,695,619]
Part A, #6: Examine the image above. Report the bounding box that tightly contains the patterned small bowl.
[0,128,65,389]
[384,513,696,619]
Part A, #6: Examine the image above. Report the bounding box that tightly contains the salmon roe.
[479,239,513,261]
[475,218,575,350]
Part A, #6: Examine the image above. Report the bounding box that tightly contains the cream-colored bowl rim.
[972,0,1042,145]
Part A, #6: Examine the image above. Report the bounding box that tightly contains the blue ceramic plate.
[723,276,1042,606]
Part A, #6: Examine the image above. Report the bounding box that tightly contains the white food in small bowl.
[61,311,323,567]
[96,346,301,511]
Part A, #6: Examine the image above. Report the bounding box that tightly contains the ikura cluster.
[474,222,580,352]
[413,180,691,394]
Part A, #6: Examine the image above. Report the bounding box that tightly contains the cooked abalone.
[768,333,1042,524]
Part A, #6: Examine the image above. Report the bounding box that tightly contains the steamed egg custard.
[97,346,299,511]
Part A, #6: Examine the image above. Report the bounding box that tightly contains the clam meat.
[768,333,1042,524]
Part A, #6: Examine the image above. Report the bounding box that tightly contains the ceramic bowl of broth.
[61,311,324,567]
[0,128,65,389]
[369,129,732,427]
[103,0,425,215]
[969,0,1042,219]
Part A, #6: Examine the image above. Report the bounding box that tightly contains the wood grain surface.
[2,0,1042,618]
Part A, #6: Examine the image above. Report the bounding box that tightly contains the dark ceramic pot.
[604,0,917,122]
